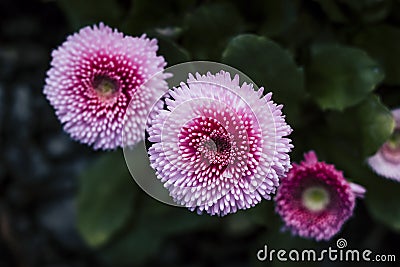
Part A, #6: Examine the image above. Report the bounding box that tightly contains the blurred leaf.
[305,126,358,173]
[365,176,400,232]
[102,197,218,266]
[77,151,136,247]
[277,12,321,50]
[161,209,218,235]
[222,34,304,126]
[245,201,279,228]
[101,220,163,266]
[337,0,392,23]
[147,32,191,65]
[356,95,395,156]
[139,198,219,236]
[312,0,348,23]
[259,0,300,37]
[306,45,384,110]
[222,203,278,239]
[313,0,391,23]
[353,24,400,85]
[327,95,395,157]
[182,2,244,60]
[57,0,124,29]
[123,0,195,34]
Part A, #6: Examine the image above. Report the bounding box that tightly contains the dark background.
[1,0,400,266]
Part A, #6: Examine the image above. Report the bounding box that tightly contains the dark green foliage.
[55,0,400,266]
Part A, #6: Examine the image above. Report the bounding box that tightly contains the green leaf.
[353,25,400,85]
[327,95,395,157]
[102,197,218,266]
[365,176,400,232]
[101,221,163,266]
[356,95,395,156]
[313,0,391,23]
[57,0,124,29]
[147,32,191,65]
[244,201,279,228]
[306,45,384,110]
[182,2,244,60]
[122,0,195,34]
[312,0,348,23]
[77,151,136,247]
[222,34,304,126]
[337,0,392,23]
[258,0,300,37]
[275,12,321,50]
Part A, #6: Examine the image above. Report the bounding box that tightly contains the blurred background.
[1,0,400,266]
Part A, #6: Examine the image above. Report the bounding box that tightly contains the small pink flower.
[148,71,293,216]
[368,108,400,181]
[44,23,168,150]
[275,151,365,241]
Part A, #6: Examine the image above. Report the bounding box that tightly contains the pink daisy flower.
[367,108,400,181]
[44,23,169,150]
[275,151,365,241]
[147,71,293,216]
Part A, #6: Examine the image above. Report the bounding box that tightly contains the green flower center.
[93,76,118,96]
[302,186,330,212]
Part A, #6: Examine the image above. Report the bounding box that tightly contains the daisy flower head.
[275,151,365,241]
[44,23,169,150]
[147,70,293,216]
[367,108,400,181]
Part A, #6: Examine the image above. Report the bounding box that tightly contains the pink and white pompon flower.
[147,71,293,216]
[368,108,400,181]
[44,23,169,150]
[275,151,365,241]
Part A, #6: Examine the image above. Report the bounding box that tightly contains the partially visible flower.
[367,108,400,181]
[275,151,365,241]
[148,71,293,216]
[44,23,168,150]
[349,182,366,198]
